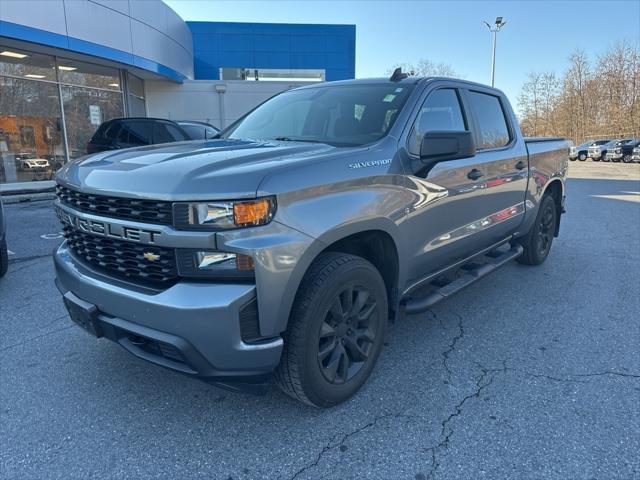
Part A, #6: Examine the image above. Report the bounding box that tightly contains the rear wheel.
[517,194,557,266]
[275,252,388,407]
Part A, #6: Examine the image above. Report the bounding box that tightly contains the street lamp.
[483,16,507,87]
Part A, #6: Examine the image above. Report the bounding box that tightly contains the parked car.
[176,121,219,140]
[86,118,191,154]
[54,73,568,407]
[632,145,640,163]
[605,139,639,163]
[587,139,613,161]
[570,140,607,161]
[14,153,53,180]
[0,198,7,278]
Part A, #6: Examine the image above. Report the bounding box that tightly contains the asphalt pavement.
[1,164,639,480]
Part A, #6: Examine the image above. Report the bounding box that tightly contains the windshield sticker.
[383,94,396,103]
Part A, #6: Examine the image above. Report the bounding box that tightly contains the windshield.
[222,84,415,147]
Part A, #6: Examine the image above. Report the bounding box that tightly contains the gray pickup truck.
[54,72,568,407]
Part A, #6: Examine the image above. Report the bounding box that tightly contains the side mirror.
[420,130,476,163]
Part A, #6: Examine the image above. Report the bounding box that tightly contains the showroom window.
[0,76,64,183]
[126,73,146,117]
[0,45,135,184]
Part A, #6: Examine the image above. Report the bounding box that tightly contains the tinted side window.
[467,91,510,149]
[180,124,205,140]
[118,121,151,146]
[408,89,466,155]
[154,123,187,143]
[205,127,218,139]
[102,123,120,141]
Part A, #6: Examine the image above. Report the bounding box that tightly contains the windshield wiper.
[273,137,322,143]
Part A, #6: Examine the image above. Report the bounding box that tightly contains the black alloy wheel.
[536,199,556,259]
[317,284,378,384]
[275,252,387,407]
[517,193,557,266]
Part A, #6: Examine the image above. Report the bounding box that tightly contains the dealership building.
[0,0,355,188]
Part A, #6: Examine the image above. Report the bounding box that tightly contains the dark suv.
[87,118,191,154]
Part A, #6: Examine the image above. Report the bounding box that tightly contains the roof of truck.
[294,76,505,94]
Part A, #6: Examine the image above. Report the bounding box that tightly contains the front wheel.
[623,154,632,163]
[578,153,587,161]
[275,252,388,407]
[517,194,557,266]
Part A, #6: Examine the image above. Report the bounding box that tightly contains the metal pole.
[491,29,497,87]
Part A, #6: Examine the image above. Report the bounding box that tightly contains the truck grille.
[63,226,178,285]
[56,185,174,225]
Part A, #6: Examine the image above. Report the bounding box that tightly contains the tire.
[623,154,632,163]
[578,153,587,161]
[274,252,388,407]
[517,194,557,266]
[0,237,8,278]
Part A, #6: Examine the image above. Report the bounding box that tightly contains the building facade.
[0,0,355,187]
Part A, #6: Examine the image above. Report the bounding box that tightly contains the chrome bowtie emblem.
[143,252,160,262]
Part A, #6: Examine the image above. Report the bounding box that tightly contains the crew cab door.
[400,83,528,286]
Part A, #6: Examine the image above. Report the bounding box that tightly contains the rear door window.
[117,121,152,146]
[180,124,205,139]
[154,123,188,144]
[467,91,511,149]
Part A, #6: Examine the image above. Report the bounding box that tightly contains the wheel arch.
[542,178,564,236]
[273,219,404,335]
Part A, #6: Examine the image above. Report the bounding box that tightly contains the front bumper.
[588,151,602,159]
[54,243,283,393]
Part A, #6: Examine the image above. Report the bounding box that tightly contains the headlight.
[176,250,255,279]
[174,197,276,230]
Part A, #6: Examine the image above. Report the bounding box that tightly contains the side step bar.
[402,244,524,315]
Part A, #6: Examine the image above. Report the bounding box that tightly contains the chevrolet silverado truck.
[54,72,568,407]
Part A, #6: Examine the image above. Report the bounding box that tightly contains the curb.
[1,192,56,204]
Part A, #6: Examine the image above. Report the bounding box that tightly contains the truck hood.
[57,139,342,200]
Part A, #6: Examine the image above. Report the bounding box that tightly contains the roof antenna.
[390,67,408,82]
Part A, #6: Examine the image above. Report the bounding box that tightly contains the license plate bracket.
[63,292,101,337]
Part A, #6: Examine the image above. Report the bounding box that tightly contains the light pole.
[483,17,507,87]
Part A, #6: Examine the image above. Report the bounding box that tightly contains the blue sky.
[166,0,640,109]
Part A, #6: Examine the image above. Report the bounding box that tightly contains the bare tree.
[387,59,461,78]
[518,41,640,143]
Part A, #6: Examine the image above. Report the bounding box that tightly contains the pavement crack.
[287,411,410,480]
[0,318,72,353]
[441,312,464,384]
[424,362,506,480]
[573,370,640,379]
[507,364,640,383]
[9,253,53,265]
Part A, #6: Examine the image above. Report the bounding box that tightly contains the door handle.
[515,160,527,170]
[467,168,484,180]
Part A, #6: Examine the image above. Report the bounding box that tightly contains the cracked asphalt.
[1,167,639,480]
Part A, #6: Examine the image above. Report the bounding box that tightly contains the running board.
[402,244,523,315]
